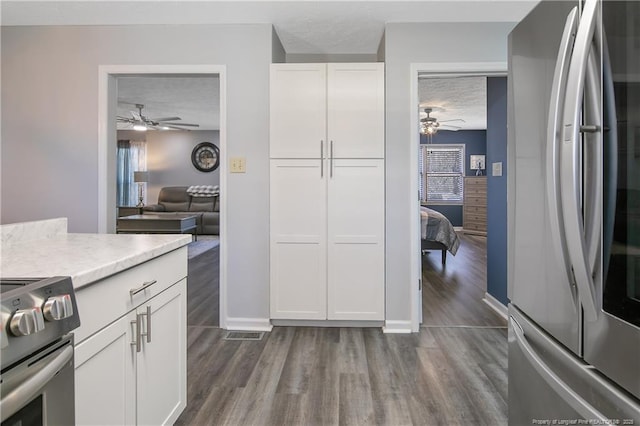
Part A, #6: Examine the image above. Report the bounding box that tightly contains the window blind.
[419,144,465,203]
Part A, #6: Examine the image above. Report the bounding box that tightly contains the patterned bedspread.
[420,207,460,255]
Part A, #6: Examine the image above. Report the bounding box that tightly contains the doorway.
[98,64,228,328]
[409,62,508,330]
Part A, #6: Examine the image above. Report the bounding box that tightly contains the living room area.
[115,75,221,256]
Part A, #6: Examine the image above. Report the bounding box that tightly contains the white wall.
[383,22,516,325]
[1,24,273,323]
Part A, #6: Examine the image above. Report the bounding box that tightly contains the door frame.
[409,62,507,332]
[97,64,228,328]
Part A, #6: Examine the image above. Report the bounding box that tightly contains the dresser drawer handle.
[130,280,158,297]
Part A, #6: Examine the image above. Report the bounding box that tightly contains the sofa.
[142,186,219,235]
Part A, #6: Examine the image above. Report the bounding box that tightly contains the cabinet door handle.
[320,140,324,177]
[330,140,334,178]
[145,306,151,343]
[129,280,157,297]
[131,315,142,353]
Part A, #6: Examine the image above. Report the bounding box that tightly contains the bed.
[420,206,460,265]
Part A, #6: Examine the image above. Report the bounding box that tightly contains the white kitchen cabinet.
[327,159,384,320]
[270,159,327,319]
[269,63,385,322]
[136,281,186,426]
[74,248,187,425]
[270,63,326,158]
[327,63,385,159]
[270,63,384,159]
[75,312,136,426]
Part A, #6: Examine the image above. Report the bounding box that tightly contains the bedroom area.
[417,74,507,328]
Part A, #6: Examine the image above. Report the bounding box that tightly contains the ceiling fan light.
[133,123,147,131]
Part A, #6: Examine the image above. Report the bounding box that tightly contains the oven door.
[1,335,75,426]
[584,0,640,404]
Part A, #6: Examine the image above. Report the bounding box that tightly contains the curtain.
[116,140,147,206]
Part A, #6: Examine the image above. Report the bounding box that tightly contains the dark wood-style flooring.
[422,234,507,328]
[177,234,508,425]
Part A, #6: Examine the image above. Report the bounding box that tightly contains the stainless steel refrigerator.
[508,0,640,423]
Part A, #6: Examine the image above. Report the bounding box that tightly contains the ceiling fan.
[420,107,465,135]
[117,104,200,131]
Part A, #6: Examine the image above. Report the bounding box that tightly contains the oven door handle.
[0,345,73,422]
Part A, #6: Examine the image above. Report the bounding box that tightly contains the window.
[419,144,465,204]
[116,140,147,206]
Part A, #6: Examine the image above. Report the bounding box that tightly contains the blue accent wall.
[421,130,487,226]
[486,76,508,306]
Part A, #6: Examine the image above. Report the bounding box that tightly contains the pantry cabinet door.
[327,159,385,320]
[270,63,327,158]
[327,63,385,159]
[270,159,327,319]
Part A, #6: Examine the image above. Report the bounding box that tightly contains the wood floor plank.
[338,373,376,426]
[220,327,295,426]
[275,327,320,395]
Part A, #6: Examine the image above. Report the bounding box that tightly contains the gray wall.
[1,24,273,323]
[384,22,515,324]
[143,130,221,204]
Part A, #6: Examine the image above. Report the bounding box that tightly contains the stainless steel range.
[1,276,80,425]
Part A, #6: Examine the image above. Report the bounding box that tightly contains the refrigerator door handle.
[510,317,608,422]
[583,49,603,278]
[560,0,599,322]
[546,6,579,291]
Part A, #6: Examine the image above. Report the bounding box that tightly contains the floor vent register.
[223,331,265,341]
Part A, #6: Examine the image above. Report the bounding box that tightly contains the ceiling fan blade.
[151,117,181,122]
[131,111,142,121]
[165,125,193,131]
[439,119,466,123]
[161,122,199,127]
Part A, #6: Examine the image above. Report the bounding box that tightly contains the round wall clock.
[191,142,220,172]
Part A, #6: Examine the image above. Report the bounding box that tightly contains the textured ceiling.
[418,76,487,131]
[117,76,220,131]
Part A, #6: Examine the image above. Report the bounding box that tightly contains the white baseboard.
[382,320,413,334]
[271,319,383,328]
[483,293,508,320]
[224,317,273,332]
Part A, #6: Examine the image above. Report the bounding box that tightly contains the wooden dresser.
[463,176,487,235]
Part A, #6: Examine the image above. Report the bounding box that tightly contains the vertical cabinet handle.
[320,140,324,177]
[131,315,142,353]
[330,140,334,178]
[130,306,152,352]
[145,306,151,343]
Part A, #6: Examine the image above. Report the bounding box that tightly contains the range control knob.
[9,308,45,336]
[43,294,74,321]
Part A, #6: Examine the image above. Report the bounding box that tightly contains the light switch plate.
[230,157,246,173]
[492,162,503,177]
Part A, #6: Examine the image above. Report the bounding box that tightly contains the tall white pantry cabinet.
[269,62,385,321]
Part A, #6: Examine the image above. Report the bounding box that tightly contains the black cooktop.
[0,278,45,294]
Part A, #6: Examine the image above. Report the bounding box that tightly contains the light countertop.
[1,232,191,290]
